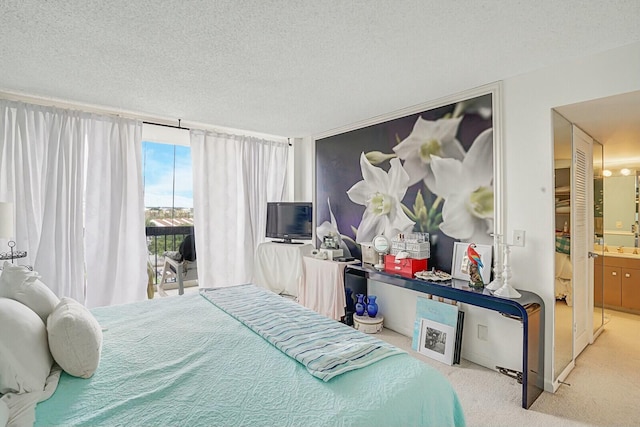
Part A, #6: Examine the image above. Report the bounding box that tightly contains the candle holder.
[492,242,521,298]
[486,233,503,291]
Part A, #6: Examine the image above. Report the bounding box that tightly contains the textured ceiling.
[1,0,640,137]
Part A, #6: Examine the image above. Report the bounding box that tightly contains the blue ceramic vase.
[366,295,378,317]
[355,293,366,316]
[345,288,356,313]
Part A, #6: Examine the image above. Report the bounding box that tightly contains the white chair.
[158,257,198,296]
[158,234,197,296]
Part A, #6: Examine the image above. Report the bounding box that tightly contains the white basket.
[391,241,406,252]
[408,249,430,260]
[390,237,430,259]
[406,241,429,252]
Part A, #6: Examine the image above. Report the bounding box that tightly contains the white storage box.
[353,314,384,334]
[391,236,430,259]
[361,243,377,265]
[319,248,343,260]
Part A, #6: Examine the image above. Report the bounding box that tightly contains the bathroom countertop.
[597,247,640,258]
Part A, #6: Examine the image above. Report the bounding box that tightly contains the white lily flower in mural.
[347,153,415,243]
[392,116,466,189]
[452,96,493,120]
[316,198,352,256]
[429,128,494,243]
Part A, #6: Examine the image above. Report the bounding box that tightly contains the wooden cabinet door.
[621,268,640,310]
[603,266,622,307]
[594,263,604,306]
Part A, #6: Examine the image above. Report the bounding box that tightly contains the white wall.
[292,136,314,201]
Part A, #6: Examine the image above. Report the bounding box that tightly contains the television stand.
[253,242,315,296]
[273,240,303,244]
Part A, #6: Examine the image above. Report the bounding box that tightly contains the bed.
[30,284,465,427]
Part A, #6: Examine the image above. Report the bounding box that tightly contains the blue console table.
[345,263,545,409]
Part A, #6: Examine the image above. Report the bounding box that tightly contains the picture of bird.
[467,243,484,269]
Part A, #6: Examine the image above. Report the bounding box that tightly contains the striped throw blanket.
[200,284,405,381]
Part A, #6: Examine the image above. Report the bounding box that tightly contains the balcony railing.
[146,225,194,285]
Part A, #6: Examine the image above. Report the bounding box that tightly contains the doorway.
[552,89,640,388]
[552,113,602,386]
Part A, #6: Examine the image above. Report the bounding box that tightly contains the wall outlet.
[477,324,488,341]
[513,230,526,247]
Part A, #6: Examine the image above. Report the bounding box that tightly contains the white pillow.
[47,298,103,379]
[0,261,60,324]
[0,297,53,394]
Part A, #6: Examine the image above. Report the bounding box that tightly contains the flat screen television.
[266,202,313,244]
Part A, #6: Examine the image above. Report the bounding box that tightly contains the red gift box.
[384,255,427,277]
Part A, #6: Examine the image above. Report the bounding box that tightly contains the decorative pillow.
[0,297,53,394]
[47,298,103,378]
[0,261,60,324]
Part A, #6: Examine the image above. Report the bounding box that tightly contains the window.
[143,141,193,228]
[141,124,193,283]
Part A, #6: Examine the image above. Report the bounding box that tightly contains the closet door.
[572,126,593,356]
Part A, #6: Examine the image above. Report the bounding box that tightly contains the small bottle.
[563,221,568,234]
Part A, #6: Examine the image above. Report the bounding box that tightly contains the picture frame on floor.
[418,318,456,365]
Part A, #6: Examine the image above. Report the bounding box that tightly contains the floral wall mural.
[315,93,494,272]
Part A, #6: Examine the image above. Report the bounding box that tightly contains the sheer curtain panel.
[190,130,289,287]
[0,101,86,301]
[84,116,146,308]
[0,100,147,307]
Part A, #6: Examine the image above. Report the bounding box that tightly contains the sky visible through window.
[142,141,193,209]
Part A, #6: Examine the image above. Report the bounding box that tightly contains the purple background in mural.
[315,93,493,273]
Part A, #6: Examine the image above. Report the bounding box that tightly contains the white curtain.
[84,116,147,308]
[0,100,147,307]
[190,130,289,287]
[0,101,86,301]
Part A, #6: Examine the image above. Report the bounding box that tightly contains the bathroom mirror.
[602,174,637,247]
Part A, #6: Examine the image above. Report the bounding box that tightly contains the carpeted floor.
[164,286,638,426]
[376,309,640,427]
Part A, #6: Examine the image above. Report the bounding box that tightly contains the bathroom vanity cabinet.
[595,254,640,312]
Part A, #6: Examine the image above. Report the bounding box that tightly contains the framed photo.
[418,318,455,365]
[451,242,493,283]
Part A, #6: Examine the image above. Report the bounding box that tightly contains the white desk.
[299,256,357,321]
[253,242,314,297]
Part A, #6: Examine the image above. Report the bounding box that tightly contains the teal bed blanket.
[201,284,406,381]
[36,286,465,427]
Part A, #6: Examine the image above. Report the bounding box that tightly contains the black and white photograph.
[418,318,456,365]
